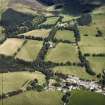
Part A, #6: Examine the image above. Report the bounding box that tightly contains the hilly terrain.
[0,0,105,105]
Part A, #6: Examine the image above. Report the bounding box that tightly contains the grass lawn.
[0,38,24,56]
[54,30,75,41]
[15,40,43,62]
[87,57,105,74]
[53,66,95,80]
[1,91,63,105]
[45,43,79,63]
[69,89,105,105]
[0,71,46,94]
[19,29,51,38]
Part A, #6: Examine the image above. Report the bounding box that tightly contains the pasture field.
[0,0,9,19]
[53,66,94,80]
[61,14,75,22]
[15,40,43,62]
[92,13,105,34]
[79,26,97,36]
[20,29,51,38]
[45,43,80,63]
[80,46,105,55]
[0,71,46,94]
[0,91,63,105]
[78,35,105,55]
[79,12,105,39]
[86,57,105,74]
[42,17,59,25]
[54,30,75,41]
[1,89,105,105]
[69,89,105,105]
[0,38,24,56]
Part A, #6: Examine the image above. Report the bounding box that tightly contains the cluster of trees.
[0,54,33,72]
[96,28,103,37]
[17,15,46,34]
[62,92,71,105]
[0,26,6,43]
[77,13,92,26]
[100,70,105,88]
[55,72,68,79]
[73,23,81,42]
[0,89,23,99]
[79,50,96,75]
[4,15,46,36]
[46,61,83,68]
[84,53,105,57]
[26,79,44,92]
[9,35,44,42]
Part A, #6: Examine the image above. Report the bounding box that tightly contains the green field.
[79,13,105,55]
[87,57,105,74]
[42,17,59,25]
[54,30,75,41]
[79,35,105,54]
[0,71,46,94]
[0,91,63,105]
[69,90,105,105]
[45,43,80,63]
[0,38,24,56]
[15,40,43,62]
[53,66,94,80]
[61,14,76,22]
[1,89,105,105]
[92,13,105,34]
[19,29,51,38]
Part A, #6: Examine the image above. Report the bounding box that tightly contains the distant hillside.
[52,0,105,14]
[78,0,105,5]
[8,0,45,10]
[56,0,105,5]
[0,0,46,16]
